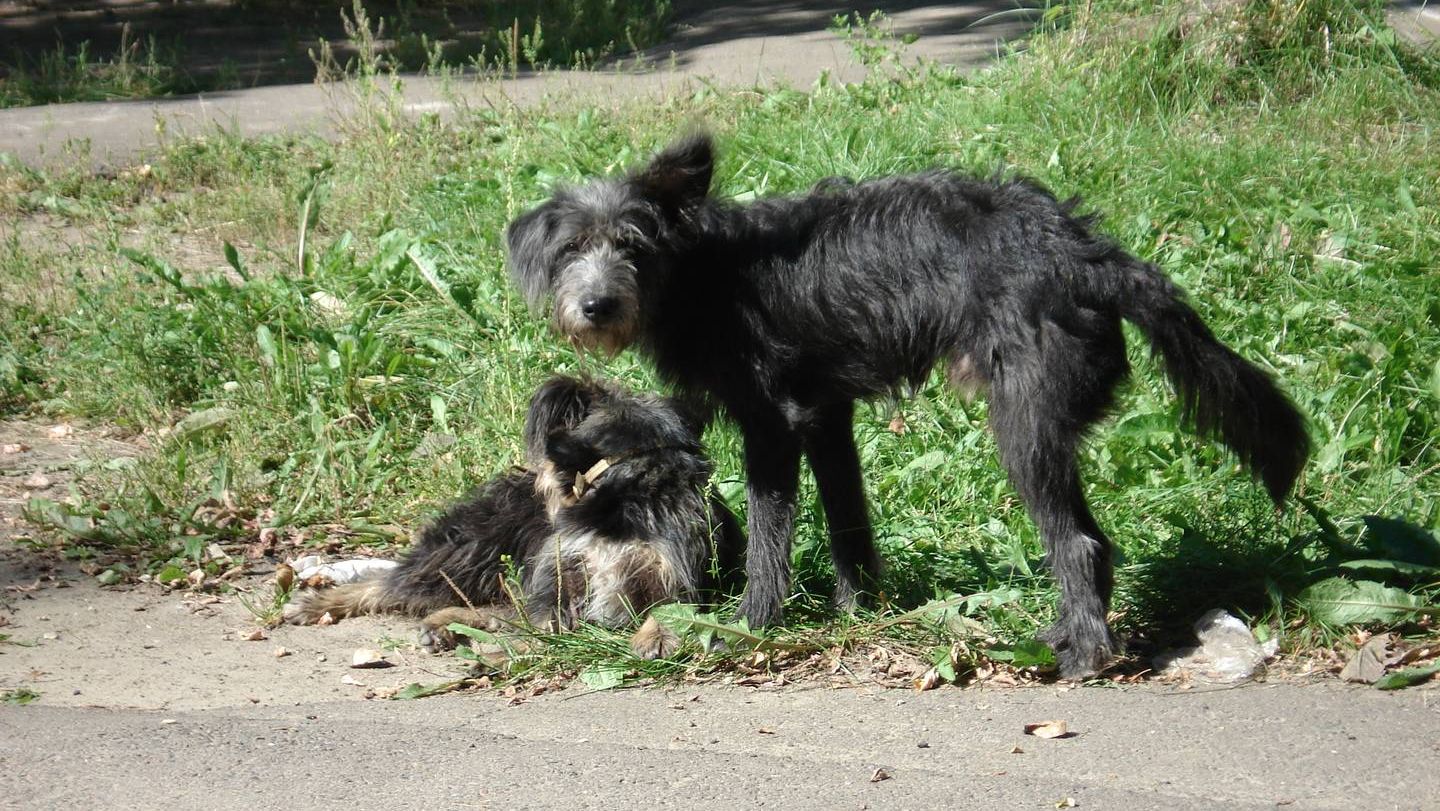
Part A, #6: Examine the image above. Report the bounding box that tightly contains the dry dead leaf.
[243,628,267,642]
[21,473,52,490]
[1055,798,1077,808]
[350,648,392,668]
[274,564,295,591]
[1024,720,1072,739]
[757,727,776,735]
[47,424,74,439]
[888,413,908,435]
[869,768,892,783]
[1340,634,1391,684]
[913,667,944,692]
[1,443,29,454]
[273,646,291,658]
[1009,745,1025,754]
[340,675,366,686]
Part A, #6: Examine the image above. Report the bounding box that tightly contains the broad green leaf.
[579,664,626,691]
[901,450,948,479]
[255,325,277,366]
[1296,577,1427,626]
[175,407,234,438]
[155,564,187,584]
[391,680,467,700]
[223,241,250,281]
[1374,661,1440,690]
[1336,559,1439,577]
[929,645,957,682]
[986,639,1056,668]
[1361,516,1440,568]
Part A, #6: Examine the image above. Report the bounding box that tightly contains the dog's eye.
[563,237,583,254]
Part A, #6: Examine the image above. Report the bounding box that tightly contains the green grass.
[2,0,1437,685]
[0,28,239,108]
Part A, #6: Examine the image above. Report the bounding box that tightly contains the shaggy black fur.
[505,134,1311,678]
[286,375,744,659]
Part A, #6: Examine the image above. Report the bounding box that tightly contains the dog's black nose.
[581,296,620,323]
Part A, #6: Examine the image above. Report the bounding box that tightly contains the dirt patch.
[0,419,145,537]
[0,561,472,708]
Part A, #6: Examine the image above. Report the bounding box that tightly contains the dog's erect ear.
[630,134,714,210]
[525,376,601,462]
[506,203,563,308]
[545,429,603,473]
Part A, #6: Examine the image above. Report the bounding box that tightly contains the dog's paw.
[418,623,459,654]
[629,615,680,660]
[1039,622,1118,681]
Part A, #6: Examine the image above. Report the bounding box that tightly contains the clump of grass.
[0,25,231,108]
[0,0,673,109]
[3,0,1437,681]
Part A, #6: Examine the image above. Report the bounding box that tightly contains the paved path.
[3,547,1438,809]
[7,679,1439,809]
[0,0,1035,170]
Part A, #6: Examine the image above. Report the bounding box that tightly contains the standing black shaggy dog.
[286,375,743,659]
[505,135,1310,678]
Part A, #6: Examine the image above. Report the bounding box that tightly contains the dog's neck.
[571,458,611,498]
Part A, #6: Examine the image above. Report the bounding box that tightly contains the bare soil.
[0,417,467,708]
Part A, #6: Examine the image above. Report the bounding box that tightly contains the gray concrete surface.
[0,0,1035,170]
[3,549,1438,810]
[6,681,1438,809]
[1392,0,1440,47]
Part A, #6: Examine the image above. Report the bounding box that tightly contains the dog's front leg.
[735,422,802,627]
[802,402,882,611]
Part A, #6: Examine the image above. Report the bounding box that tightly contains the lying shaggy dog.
[285,376,743,659]
[504,134,1310,678]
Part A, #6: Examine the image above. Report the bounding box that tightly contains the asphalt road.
[7,680,1439,809]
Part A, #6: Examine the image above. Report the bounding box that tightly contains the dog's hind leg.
[984,318,1129,679]
[802,402,882,611]
[736,419,803,627]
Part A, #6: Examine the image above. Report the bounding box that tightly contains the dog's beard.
[549,249,641,357]
[555,317,638,358]
[551,296,640,358]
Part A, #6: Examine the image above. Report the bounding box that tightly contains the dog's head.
[506,134,715,355]
[525,376,711,529]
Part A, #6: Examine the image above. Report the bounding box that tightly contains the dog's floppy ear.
[506,203,563,308]
[630,134,714,210]
[524,376,599,462]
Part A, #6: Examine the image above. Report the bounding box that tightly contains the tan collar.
[571,458,613,498]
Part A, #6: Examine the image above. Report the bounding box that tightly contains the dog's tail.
[1099,256,1310,503]
[284,579,403,625]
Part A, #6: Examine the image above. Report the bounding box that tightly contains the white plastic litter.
[1153,609,1279,684]
[290,556,398,585]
